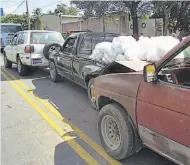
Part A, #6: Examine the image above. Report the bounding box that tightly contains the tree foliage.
[170,1,190,34]
[72,1,152,35]
[50,3,78,15]
[32,8,42,29]
[151,1,178,35]
[1,14,29,29]
[151,1,190,35]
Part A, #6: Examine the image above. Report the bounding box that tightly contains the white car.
[3,30,65,76]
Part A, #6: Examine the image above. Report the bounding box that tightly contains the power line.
[40,0,61,9]
[11,0,25,14]
[2,0,18,3]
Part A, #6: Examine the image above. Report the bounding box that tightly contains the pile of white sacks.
[89,36,183,63]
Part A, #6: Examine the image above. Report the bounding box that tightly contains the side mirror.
[143,64,157,83]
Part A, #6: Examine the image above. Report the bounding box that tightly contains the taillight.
[24,45,34,53]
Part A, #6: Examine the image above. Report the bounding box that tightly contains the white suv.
[3,30,65,76]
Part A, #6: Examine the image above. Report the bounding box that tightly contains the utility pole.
[26,0,30,30]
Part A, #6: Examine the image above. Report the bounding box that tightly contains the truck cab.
[94,36,190,165]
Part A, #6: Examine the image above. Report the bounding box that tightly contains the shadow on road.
[1,67,176,165]
[1,65,49,82]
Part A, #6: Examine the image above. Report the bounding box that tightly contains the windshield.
[1,25,22,33]
[164,44,190,68]
[31,32,64,44]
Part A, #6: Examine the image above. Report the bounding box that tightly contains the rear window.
[30,32,64,44]
[1,25,22,33]
[79,34,117,55]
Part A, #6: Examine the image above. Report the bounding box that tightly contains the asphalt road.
[1,54,176,165]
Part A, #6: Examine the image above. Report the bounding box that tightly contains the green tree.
[72,1,122,32]
[67,6,78,15]
[32,8,42,30]
[170,1,190,34]
[54,3,67,14]
[123,1,153,36]
[72,1,152,35]
[53,3,78,15]
[1,14,37,30]
[151,1,177,36]
[1,14,28,29]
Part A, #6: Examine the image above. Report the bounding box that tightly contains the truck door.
[137,45,190,165]
[73,35,93,87]
[56,36,77,80]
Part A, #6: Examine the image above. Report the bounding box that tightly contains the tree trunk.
[133,14,138,35]
[163,3,177,36]
[131,2,138,37]
[163,10,168,36]
[102,15,105,32]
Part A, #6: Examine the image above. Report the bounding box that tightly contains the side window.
[17,33,23,44]
[158,43,190,88]
[62,37,76,54]
[18,33,27,44]
[79,37,92,55]
[11,35,18,45]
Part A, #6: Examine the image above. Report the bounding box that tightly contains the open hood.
[115,60,150,72]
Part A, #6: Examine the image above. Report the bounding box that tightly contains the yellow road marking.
[2,68,121,165]
[1,71,101,165]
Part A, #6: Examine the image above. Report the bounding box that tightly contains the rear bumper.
[20,53,49,67]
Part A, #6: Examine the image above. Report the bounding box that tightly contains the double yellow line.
[1,68,121,165]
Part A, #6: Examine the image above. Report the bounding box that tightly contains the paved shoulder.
[1,76,83,165]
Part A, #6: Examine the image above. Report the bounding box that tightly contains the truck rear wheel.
[49,60,61,82]
[98,103,135,160]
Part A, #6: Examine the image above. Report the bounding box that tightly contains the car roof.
[1,23,22,26]
[69,32,119,38]
[22,30,60,33]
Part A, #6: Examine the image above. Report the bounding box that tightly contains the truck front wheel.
[87,78,96,109]
[98,103,136,160]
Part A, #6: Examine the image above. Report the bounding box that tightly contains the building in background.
[41,14,82,32]
[61,12,129,35]
[41,12,163,37]
[128,18,163,36]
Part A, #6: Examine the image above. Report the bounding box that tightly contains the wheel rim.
[4,55,7,66]
[48,46,60,54]
[17,59,22,73]
[49,61,55,79]
[101,115,121,150]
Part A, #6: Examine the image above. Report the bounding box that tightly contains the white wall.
[128,18,163,37]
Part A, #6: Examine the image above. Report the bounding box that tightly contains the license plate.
[33,59,42,64]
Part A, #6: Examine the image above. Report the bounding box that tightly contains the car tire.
[17,56,28,76]
[43,43,62,60]
[98,103,136,160]
[87,78,96,109]
[4,52,12,68]
[49,60,61,82]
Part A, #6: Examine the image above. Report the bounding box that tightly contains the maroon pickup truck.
[93,36,190,165]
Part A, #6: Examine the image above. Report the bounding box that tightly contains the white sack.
[89,35,181,64]
[116,54,127,61]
